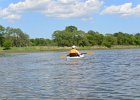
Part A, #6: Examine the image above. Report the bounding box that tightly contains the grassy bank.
[0,45,140,53]
[0,46,70,53]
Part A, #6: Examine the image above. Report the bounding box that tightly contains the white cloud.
[81,17,93,21]
[4,14,21,20]
[0,0,103,20]
[101,3,140,16]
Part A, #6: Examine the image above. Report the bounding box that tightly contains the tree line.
[0,25,140,49]
[52,26,140,48]
[0,25,30,49]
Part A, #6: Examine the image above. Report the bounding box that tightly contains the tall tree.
[102,34,117,48]
[30,38,52,46]
[86,30,103,46]
[4,27,30,47]
[134,33,140,45]
[65,26,77,32]
[52,26,88,46]
[0,25,5,46]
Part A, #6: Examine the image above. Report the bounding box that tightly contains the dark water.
[0,49,140,100]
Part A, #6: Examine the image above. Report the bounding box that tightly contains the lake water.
[0,49,140,100]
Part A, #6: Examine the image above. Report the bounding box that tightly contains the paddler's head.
[72,45,76,49]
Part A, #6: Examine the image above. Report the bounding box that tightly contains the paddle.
[60,55,67,58]
[81,52,93,54]
[60,51,93,58]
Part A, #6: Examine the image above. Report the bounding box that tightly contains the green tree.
[30,38,52,46]
[103,34,117,45]
[4,27,30,47]
[3,40,13,50]
[86,30,104,46]
[113,32,134,45]
[65,26,77,32]
[52,30,66,46]
[0,25,5,46]
[114,32,125,45]
[52,26,88,47]
[134,33,140,45]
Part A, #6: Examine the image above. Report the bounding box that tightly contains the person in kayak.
[68,45,81,57]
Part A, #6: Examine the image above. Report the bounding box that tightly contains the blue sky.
[0,0,140,39]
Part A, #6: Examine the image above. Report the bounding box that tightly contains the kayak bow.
[66,54,84,60]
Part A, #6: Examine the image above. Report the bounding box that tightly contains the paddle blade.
[81,52,93,54]
[87,52,93,54]
[60,56,66,58]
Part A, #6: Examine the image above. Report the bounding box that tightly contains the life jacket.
[69,49,79,57]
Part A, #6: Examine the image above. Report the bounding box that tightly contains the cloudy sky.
[0,0,140,38]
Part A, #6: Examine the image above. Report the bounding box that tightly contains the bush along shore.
[0,45,140,54]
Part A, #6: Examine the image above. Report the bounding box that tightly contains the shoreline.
[0,45,140,54]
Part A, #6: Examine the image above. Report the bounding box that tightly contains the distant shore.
[0,45,140,54]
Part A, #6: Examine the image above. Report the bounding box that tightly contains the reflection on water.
[0,49,140,99]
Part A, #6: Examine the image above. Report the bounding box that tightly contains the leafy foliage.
[3,40,13,50]
[0,26,30,47]
[30,38,52,46]
[52,26,89,47]
[0,25,140,48]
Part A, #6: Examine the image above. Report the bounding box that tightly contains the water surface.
[0,49,140,100]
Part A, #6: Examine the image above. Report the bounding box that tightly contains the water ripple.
[0,49,140,99]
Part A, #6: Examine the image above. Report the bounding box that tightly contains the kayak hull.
[66,54,84,60]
